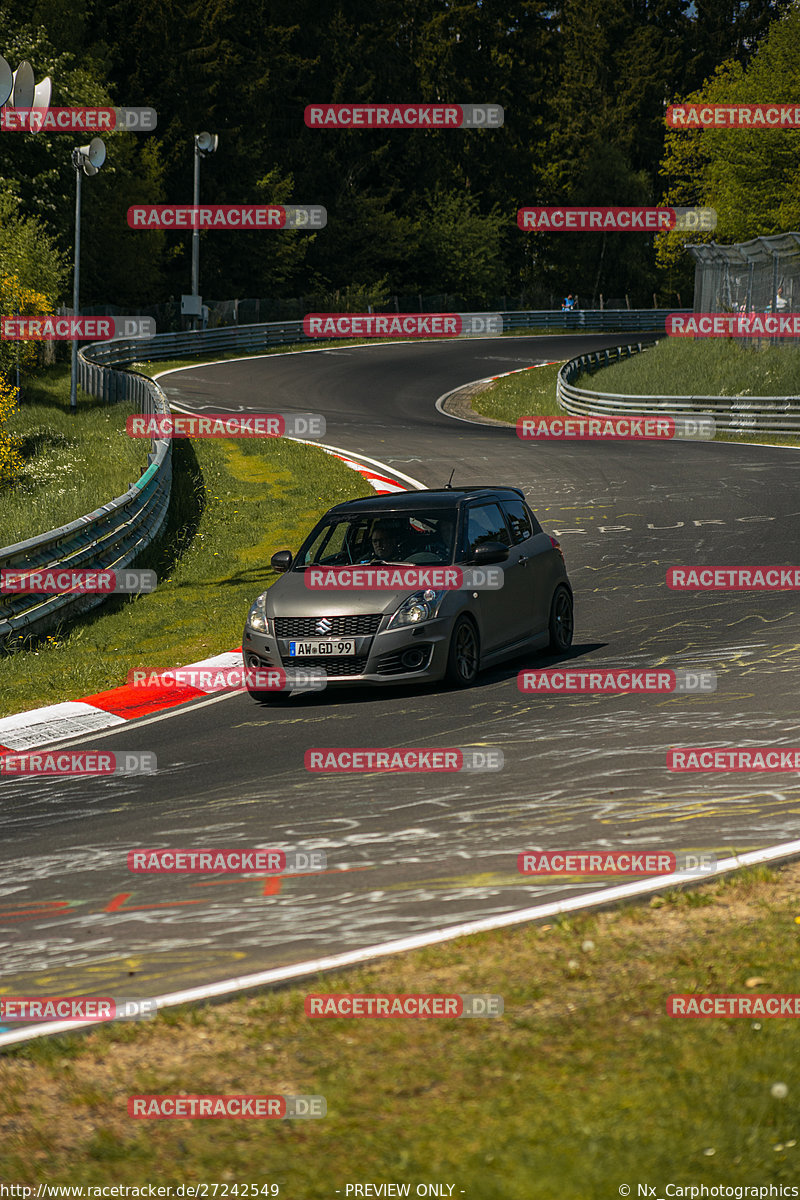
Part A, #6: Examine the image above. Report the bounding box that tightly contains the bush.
[0,376,22,488]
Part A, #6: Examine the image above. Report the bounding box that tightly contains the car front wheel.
[548,585,574,652]
[445,615,480,687]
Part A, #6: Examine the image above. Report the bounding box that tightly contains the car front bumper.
[242,616,453,687]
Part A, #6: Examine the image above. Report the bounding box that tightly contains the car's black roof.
[328,486,526,515]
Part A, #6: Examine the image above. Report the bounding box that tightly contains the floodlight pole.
[68,139,105,413]
[190,132,217,331]
[191,140,201,329]
[69,156,82,415]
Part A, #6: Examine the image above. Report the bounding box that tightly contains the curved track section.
[3,334,800,1017]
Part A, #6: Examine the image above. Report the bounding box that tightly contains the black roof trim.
[328,486,526,512]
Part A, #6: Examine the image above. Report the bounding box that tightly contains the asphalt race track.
[3,333,800,1011]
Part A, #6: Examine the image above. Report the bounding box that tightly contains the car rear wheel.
[445,615,480,687]
[548,585,574,652]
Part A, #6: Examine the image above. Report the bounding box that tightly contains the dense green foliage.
[0,0,794,309]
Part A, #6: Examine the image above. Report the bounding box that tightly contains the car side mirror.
[470,541,509,565]
[271,550,293,572]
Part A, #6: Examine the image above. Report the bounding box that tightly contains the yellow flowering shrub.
[0,273,53,376]
[0,376,22,486]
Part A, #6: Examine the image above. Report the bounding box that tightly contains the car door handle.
[518,555,529,565]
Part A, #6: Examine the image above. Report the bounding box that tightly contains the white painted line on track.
[434,361,564,425]
[5,345,798,1045]
[3,839,800,1047]
[19,688,248,749]
[435,379,498,424]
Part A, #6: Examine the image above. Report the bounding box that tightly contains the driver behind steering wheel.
[362,519,409,563]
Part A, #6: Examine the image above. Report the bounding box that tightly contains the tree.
[657,4,800,279]
[0,192,65,377]
[0,11,167,305]
[405,188,508,304]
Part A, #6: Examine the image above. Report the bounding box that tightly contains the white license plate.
[289,639,356,656]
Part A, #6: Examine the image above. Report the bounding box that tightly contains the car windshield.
[296,511,457,567]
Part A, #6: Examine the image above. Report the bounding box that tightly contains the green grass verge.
[1,863,799,1194]
[584,339,800,448]
[588,336,800,399]
[1,366,150,547]
[471,363,565,424]
[470,341,800,448]
[0,414,372,718]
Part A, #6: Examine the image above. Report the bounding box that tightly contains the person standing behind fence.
[562,294,576,311]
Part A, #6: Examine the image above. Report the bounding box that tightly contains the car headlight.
[245,593,270,634]
[387,589,446,629]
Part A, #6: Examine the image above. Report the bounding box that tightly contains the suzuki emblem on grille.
[316,617,333,634]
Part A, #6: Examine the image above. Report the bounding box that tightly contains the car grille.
[294,655,369,677]
[275,614,382,639]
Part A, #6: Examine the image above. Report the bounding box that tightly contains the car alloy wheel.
[446,615,480,687]
[548,585,574,651]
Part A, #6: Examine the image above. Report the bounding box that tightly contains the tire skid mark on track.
[5,336,800,1035]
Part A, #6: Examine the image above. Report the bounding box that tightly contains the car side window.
[503,499,535,545]
[465,503,511,556]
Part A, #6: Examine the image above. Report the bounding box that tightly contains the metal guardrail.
[0,362,171,647]
[89,309,678,368]
[0,309,685,647]
[501,309,676,334]
[557,342,800,433]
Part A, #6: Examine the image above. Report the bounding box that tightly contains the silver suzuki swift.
[242,486,573,695]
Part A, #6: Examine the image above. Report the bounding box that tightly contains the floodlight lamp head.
[73,137,105,175]
[11,60,34,109]
[0,56,12,107]
[29,75,52,134]
[78,137,106,169]
[195,130,218,156]
[32,75,51,111]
